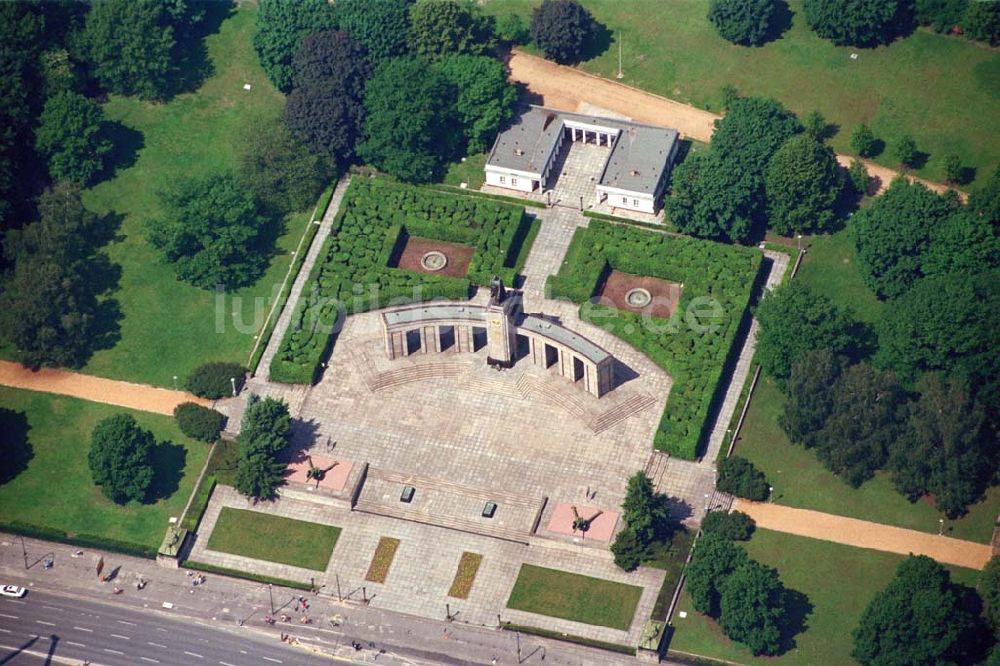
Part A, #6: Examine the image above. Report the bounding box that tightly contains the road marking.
[111,633,131,640]
[104,648,124,655]
[219,662,237,666]
[35,620,55,627]
[0,613,18,620]
[262,658,282,664]
[156,627,168,632]
[67,641,86,647]
[184,651,204,658]
[0,628,9,633]
[147,641,167,648]
[74,626,94,632]
[117,619,137,626]
[141,658,160,664]
[42,605,63,612]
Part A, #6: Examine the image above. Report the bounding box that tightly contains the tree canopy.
[852,555,982,665]
[408,0,494,59]
[234,395,291,500]
[686,533,749,616]
[611,471,675,571]
[711,97,802,175]
[146,172,270,290]
[765,134,843,235]
[334,0,413,62]
[780,349,845,449]
[851,178,957,299]
[358,58,457,183]
[253,0,337,93]
[753,284,859,384]
[666,151,757,243]
[719,561,786,656]
[530,0,595,64]
[717,456,770,500]
[708,0,776,46]
[434,55,517,154]
[237,116,328,216]
[982,556,1000,632]
[88,413,156,504]
[35,91,111,186]
[803,0,908,46]
[968,164,1000,226]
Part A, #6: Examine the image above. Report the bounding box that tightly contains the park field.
[206,508,341,571]
[482,0,998,188]
[668,528,982,665]
[74,6,310,387]
[506,564,642,630]
[0,387,208,551]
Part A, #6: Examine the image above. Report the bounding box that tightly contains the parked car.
[0,585,27,598]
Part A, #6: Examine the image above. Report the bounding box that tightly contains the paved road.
[0,589,336,665]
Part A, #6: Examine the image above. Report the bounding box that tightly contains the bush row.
[0,520,157,559]
[547,221,761,458]
[270,178,530,384]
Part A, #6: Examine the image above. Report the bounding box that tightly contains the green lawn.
[72,7,310,387]
[797,228,884,325]
[443,152,488,189]
[0,387,209,550]
[668,528,981,665]
[482,0,998,188]
[206,507,341,571]
[506,564,643,630]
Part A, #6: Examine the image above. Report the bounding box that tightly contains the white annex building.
[484,105,680,214]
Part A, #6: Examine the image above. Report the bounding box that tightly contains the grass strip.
[365,537,400,583]
[447,552,483,599]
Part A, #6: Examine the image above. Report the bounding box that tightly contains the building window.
[511,177,518,187]
[499,175,506,184]
[622,197,628,205]
[633,199,639,207]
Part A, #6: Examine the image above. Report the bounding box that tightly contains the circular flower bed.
[625,287,652,308]
[420,250,448,271]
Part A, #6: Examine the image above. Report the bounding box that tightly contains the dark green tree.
[173,402,225,442]
[686,533,748,615]
[285,30,371,165]
[609,527,645,572]
[765,134,844,235]
[894,134,919,169]
[889,374,995,517]
[81,0,179,99]
[719,561,786,655]
[850,123,879,157]
[717,456,770,500]
[435,55,517,153]
[848,159,871,195]
[665,150,757,243]
[253,0,337,92]
[981,556,1000,631]
[0,407,31,486]
[851,177,956,299]
[334,0,413,62]
[35,91,111,186]
[408,0,494,59]
[88,413,155,504]
[530,0,595,64]
[0,184,103,368]
[711,97,802,176]
[963,0,1000,45]
[701,510,755,541]
[968,164,1000,225]
[708,0,776,46]
[237,116,328,216]
[234,395,291,500]
[921,210,1000,278]
[915,0,969,32]
[753,284,858,384]
[852,555,981,665]
[780,349,844,448]
[803,110,828,140]
[358,58,457,183]
[147,173,269,290]
[803,0,908,46]
[185,362,246,399]
[495,13,530,44]
[612,471,674,571]
[943,153,963,184]
[813,362,906,487]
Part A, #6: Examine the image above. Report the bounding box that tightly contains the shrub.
[88,413,155,504]
[848,159,870,195]
[850,124,878,157]
[717,456,770,501]
[803,0,908,46]
[708,0,776,46]
[894,134,918,168]
[186,362,245,399]
[530,0,595,64]
[963,0,1000,45]
[701,510,755,540]
[174,402,225,442]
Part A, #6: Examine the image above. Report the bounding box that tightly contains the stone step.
[589,393,657,434]
[353,498,531,544]
[368,467,538,509]
[366,363,466,392]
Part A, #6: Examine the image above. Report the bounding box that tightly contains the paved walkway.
[734,499,993,570]
[507,49,960,199]
[0,360,209,415]
[256,176,352,381]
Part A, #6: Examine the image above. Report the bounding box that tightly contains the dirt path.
[734,499,992,570]
[508,50,958,198]
[0,360,211,416]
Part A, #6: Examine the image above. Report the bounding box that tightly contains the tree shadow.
[0,408,32,485]
[816,121,840,142]
[99,121,145,181]
[762,0,794,44]
[866,139,886,158]
[147,440,187,503]
[664,496,693,523]
[956,166,977,186]
[906,150,930,171]
[579,19,613,62]
[776,587,813,655]
[170,1,234,96]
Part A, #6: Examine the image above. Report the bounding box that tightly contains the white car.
[0,585,27,598]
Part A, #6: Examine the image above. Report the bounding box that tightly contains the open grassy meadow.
[0,387,209,550]
[77,6,310,387]
[206,508,341,570]
[506,564,643,630]
[483,0,998,188]
[668,528,982,665]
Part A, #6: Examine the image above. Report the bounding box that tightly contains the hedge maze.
[548,222,762,459]
[270,178,532,384]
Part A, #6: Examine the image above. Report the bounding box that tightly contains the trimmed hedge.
[180,560,312,590]
[0,520,157,559]
[270,178,532,384]
[174,402,225,442]
[547,221,761,458]
[717,456,770,501]
[186,362,245,399]
[701,510,756,541]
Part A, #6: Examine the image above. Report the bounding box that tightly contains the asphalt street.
[0,589,335,665]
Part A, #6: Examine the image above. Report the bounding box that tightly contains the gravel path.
[0,360,210,415]
[735,499,993,570]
